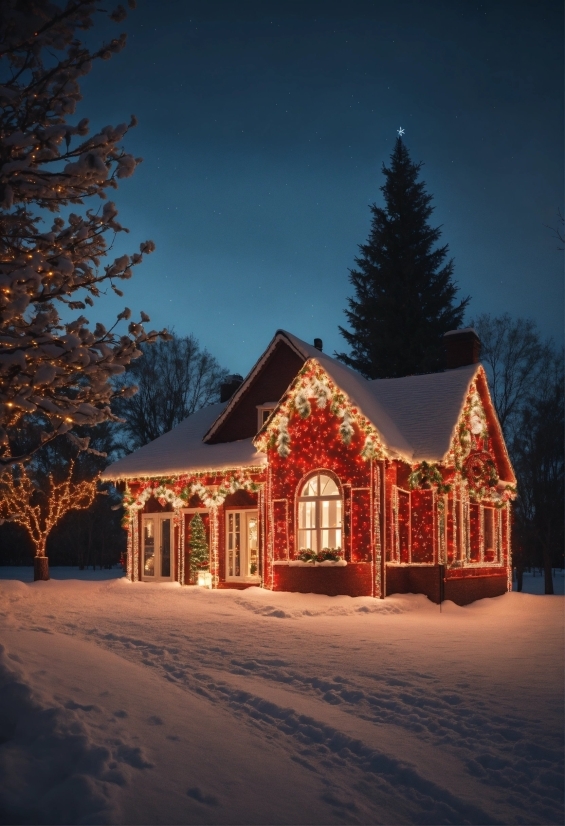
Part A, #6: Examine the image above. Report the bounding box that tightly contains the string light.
[0,461,98,560]
[117,363,515,602]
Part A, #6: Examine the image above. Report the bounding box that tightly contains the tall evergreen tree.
[338,138,469,378]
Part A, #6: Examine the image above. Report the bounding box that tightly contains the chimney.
[313,338,323,351]
[443,328,481,369]
[220,374,243,403]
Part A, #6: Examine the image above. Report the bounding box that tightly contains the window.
[297,472,342,552]
[483,507,496,562]
[257,402,278,432]
[141,515,172,580]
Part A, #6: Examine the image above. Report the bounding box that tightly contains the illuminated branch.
[0,460,99,558]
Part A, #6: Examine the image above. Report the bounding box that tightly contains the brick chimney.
[313,338,323,351]
[443,328,481,369]
[220,374,243,403]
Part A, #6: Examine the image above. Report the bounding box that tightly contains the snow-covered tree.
[0,458,99,579]
[0,0,169,466]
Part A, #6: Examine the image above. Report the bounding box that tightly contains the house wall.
[265,402,376,596]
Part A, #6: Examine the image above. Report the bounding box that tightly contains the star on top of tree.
[397,127,405,136]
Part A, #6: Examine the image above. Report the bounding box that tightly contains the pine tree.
[338,138,469,378]
[188,513,209,579]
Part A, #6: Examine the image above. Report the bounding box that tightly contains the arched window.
[297,472,342,552]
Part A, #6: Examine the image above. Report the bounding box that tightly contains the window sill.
[274,560,348,568]
[225,575,261,583]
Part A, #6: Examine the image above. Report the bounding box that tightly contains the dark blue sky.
[81,0,563,376]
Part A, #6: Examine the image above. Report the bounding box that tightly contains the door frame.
[225,509,260,583]
[141,513,174,581]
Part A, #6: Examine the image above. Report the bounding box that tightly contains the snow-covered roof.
[101,329,504,481]
[279,332,413,458]
[101,403,266,480]
[367,364,480,462]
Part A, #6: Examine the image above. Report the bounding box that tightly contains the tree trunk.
[34,555,50,581]
[515,565,523,592]
[543,549,554,595]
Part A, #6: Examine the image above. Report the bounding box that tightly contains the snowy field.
[0,570,563,825]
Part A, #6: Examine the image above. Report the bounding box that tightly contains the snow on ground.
[0,569,563,825]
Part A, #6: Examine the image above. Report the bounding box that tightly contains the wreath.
[462,452,498,497]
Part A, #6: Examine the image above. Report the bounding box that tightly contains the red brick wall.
[274,563,373,597]
[386,564,508,605]
[268,401,372,561]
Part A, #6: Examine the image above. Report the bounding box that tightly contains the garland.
[122,471,262,524]
[256,360,385,461]
[408,461,451,494]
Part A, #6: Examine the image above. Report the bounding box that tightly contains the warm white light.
[197,571,212,588]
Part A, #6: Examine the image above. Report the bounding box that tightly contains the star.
[397,126,405,137]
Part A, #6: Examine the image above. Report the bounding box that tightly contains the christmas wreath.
[462,452,498,498]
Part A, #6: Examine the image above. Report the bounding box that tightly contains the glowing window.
[297,473,342,553]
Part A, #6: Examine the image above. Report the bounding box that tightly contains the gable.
[446,367,515,484]
[204,335,306,444]
[254,359,386,462]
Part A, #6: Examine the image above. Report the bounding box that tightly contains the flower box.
[275,559,347,567]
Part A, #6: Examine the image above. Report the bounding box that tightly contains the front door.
[142,514,173,581]
[226,510,259,582]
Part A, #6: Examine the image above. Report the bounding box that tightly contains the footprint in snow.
[187,787,219,806]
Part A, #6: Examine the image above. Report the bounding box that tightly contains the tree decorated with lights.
[0,459,99,579]
[338,136,469,378]
[188,512,209,580]
[0,0,169,467]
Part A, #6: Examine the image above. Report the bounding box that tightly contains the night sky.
[80,0,563,377]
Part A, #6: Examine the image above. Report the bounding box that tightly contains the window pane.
[298,501,316,530]
[320,499,341,528]
[300,477,318,497]
[143,519,155,577]
[161,519,171,577]
[321,528,341,549]
[319,474,339,496]
[298,528,317,552]
[248,514,258,576]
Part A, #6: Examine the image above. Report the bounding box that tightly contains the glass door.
[142,515,173,581]
[226,510,259,581]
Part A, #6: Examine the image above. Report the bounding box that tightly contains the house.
[101,329,517,605]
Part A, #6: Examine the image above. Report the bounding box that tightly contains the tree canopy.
[0,0,168,466]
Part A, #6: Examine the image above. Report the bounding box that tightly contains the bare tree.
[511,352,564,595]
[0,1,169,466]
[469,313,552,437]
[470,314,564,593]
[544,208,564,250]
[114,333,228,451]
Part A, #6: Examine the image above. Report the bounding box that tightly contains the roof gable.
[203,332,307,444]
[254,358,412,461]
